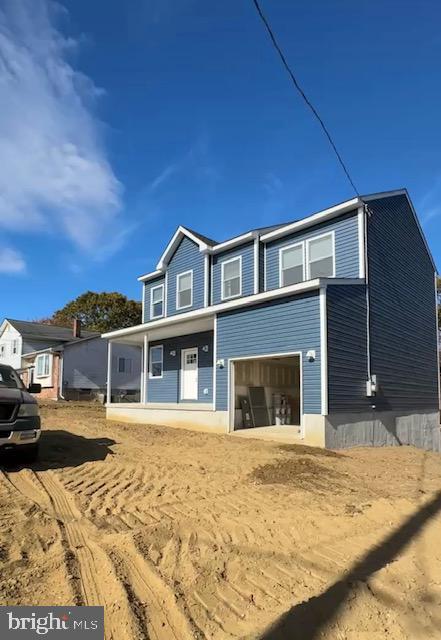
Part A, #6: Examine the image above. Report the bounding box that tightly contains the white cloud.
[0,247,26,273]
[0,0,124,256]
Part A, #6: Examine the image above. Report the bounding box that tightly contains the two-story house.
[103,189,440,450]
[0,319,141,401]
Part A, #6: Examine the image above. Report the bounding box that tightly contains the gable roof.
[139,188,436,281]
[4,319,99,342]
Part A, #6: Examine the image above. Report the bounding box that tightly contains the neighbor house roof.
[5,319,99,342]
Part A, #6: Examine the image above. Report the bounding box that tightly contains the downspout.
[58,350,65,400]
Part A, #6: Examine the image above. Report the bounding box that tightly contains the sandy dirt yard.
[0,403,440,640]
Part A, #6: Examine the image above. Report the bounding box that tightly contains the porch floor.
[230,425,302,444]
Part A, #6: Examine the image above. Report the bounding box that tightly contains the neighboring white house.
[0,319,142,401]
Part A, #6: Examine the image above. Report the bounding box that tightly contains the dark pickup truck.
[0,364,41,461]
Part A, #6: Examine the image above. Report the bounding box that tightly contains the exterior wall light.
[170,350,176,357]
[306,350,316,362]
[202,345,209,352]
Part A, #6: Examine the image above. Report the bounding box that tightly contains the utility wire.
[251,0,360,197]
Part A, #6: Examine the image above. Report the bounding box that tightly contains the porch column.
[107,340,113,404]
[142,334,149,403]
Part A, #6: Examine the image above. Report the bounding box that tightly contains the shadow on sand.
[0,429,116,472]
[260,489,441,639]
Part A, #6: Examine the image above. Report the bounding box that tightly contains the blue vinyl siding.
[216,292,321,413]
[143,276,165,323]
[327,284,370,413]
[211,242,254,304]
[167,237,205,315]
[366,195,438,411]
[265,211,360,290]
[148,331,213,403]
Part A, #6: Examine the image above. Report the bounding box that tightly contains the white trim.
[357,205,366,279]
[306,231,336,280]
[176,270,193,310]
[253,237,259,294]
[263,243,267,291]
[157,226,210,270]
[149,344,163,379]
[211,232,254,254]
[364,208,372,382]
[261,198,360,242]
[279,241,305,288]
[142,281,146,322]
[102,277,365,340]
[142,334,149,402]
[180,347,199,400]
[164,270,168,318]
[213,315,217,410]
[150,283,165,320]
[210,254,214,305]
[320,287,328,415]
[227,351,304,436]
[35,352,52,379]
[204,254,210,307]
[58,353,64,399]
[138,269,163,283]
[221,256,242,301]
[106,341,112,404]
[362,188,436,271]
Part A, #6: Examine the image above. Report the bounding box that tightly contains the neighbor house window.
[150,284,164,319]
[149,345,163,378]
[11,340,18,355]
[221,256,242,300]
[307,233,335,279]
[0,345,4,358]
[176,271,193,309]
[118,357,132,374]
[280,242,304,287]
[35,353,50,378]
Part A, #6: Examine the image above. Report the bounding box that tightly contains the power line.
[251,0,360,197]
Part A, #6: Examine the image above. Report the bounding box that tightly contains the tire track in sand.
[4,468,144,640]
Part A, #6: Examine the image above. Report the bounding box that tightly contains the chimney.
[73,318,81,338]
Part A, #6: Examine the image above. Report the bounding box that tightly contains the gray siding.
[167,237,205,315]
[327,284,370,413]
[22,338,63,354]
[148,331,213,403]
[216,292,321,413]
[211,241,254,304]
[143,276,165,323]
[366,194,438,411]
[63,338,141,390]
[265,210,360,290]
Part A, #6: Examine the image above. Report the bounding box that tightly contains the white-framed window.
[0,344,4,358]
[176,270,193,310]
[118,357,132,374]
[149,345,163,379]
[150,284,164,319]
[307,233,335,279]
[221,256,242,300]
[35,353,51,378]
[279,242,304,287]
[11,340,18,355]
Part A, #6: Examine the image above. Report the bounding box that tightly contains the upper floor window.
[118,357,132,374]
[176,271,193,309]
[11,340,18,355]
[307,233,335,279]
[35,353,51,378]
[280,242,304,287]
[222,256,242,300]
[0,344,4,358]
[150,284,164,319]
[149,345,163,378]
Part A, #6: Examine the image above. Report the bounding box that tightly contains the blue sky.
[1,0,440,319]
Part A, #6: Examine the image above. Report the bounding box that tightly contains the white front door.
[181,348,198,400]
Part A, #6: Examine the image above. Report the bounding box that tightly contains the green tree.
[49,291,142,333]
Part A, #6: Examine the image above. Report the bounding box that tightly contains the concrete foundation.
[325,411,441,452]
[106,403,228,434]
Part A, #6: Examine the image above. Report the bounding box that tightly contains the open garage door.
[230,353,302,433]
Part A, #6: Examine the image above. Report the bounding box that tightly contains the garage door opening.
[231,354,302,433]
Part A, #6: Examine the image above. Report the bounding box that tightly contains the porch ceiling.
[110,316,214,345]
